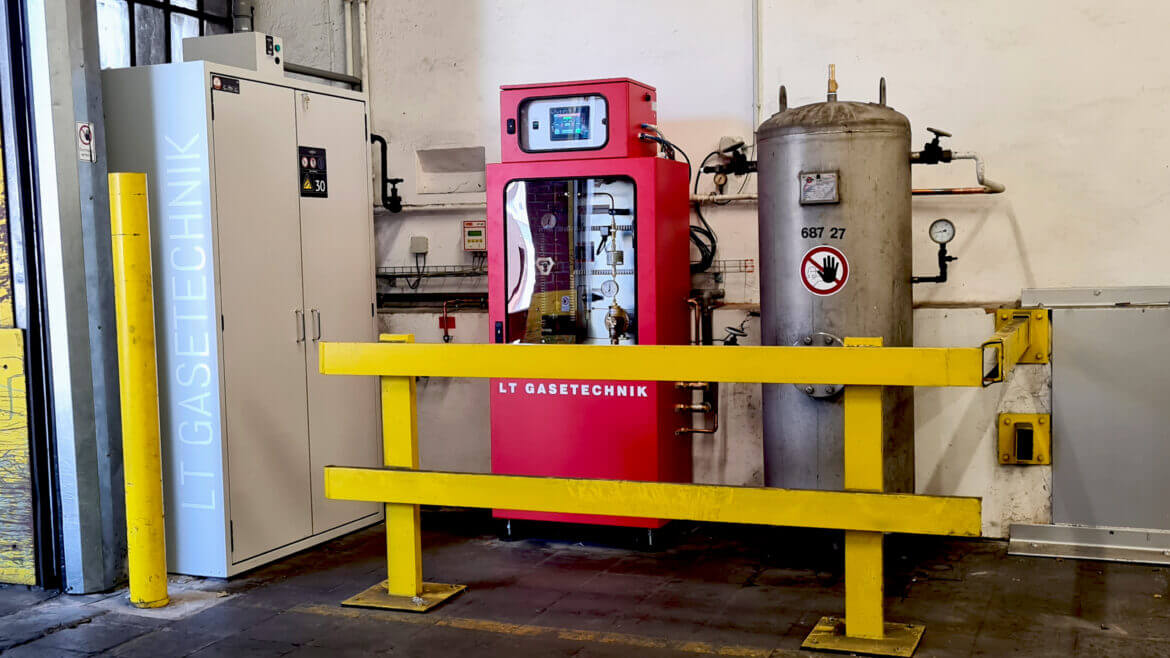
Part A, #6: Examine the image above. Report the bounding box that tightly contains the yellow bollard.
[109,173,168,608]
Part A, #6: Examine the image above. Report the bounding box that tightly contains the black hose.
[639,133,717,274]
[687,151,722,273]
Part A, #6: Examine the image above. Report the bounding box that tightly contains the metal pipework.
[232,0,254,32]
[912,242,957,284]
[947,151,1006,193]
[686,297,702,345]
[109,173,169,609]
[691,193,758,204]
[343,0,354,75]
[678,295,721,435]
[440,298,484,343]
[285,62,363,90]
[910,138,1006,195]
[370,134,402,211]
[676,422,717,436]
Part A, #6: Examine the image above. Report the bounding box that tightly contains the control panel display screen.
[518,94,607,151]
[549,105,590,141]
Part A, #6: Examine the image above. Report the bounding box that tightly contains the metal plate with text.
[798,171,839,204]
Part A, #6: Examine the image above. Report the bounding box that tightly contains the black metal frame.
[0,0,64,588]
[124,0,233,66]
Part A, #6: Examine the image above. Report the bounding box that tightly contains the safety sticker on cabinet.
[800,245,849,296]
[299,146,327,198]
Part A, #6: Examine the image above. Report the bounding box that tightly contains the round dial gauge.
[928,218,956,244]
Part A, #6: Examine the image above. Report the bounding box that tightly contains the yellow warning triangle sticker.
[303,179,312,190]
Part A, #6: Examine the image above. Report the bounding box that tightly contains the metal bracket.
[998,413,1051,465]
[999,309,1050,364]
[981,309,1050,385]
[794,332,844,398]
[342,580,466,613]
[803,616,925,657]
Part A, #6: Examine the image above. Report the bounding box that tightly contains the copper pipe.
[913,187,996,195]
[679,298,716,433]
[441,298,484,343]
[676,409,718,435]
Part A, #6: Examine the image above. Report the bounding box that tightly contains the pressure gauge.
[928,218,956,245]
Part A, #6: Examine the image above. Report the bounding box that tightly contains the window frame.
[122,0,234,66]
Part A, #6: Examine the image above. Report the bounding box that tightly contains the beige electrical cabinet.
[102,33,381,576]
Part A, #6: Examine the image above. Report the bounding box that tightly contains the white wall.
[251,0,1169,536]
[763,1,1170,304]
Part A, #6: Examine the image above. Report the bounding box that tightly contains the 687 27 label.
[800,226,846,239]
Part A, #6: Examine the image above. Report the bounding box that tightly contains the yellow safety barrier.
[320,341,984,387]
[109,173,169,608]
[321,311,1049,657]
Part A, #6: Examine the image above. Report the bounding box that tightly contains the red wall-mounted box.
[499,78,659,164]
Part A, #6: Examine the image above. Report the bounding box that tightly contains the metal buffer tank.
[757,71,914,492]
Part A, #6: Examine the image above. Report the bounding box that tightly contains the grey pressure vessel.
[756,79,914,493]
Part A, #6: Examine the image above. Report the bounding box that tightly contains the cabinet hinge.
[221,314,225,331]
[229,520,234,552]
[371,302,375,317]
[210,93,215,121]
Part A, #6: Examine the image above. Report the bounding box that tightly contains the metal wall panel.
[102,61,230,577]
[27,0,125,593]
[1051,306,1170,530]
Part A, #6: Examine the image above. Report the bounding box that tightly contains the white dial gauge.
[928,218,956,245]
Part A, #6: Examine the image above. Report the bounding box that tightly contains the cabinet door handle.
[311,309,322,341]
[294,309,305,343]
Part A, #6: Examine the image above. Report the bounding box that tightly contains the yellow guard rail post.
[321,311,1049,657]
[109,173,168,608]
[345,334,465,611]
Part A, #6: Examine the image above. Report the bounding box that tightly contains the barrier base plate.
[341,580,466,613]
[802,616,925,657]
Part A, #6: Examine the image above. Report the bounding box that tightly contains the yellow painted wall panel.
[0,329,34,585]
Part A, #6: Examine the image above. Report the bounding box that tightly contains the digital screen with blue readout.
[549,105,590,141]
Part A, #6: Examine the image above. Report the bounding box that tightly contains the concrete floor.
[1,510,1168,657]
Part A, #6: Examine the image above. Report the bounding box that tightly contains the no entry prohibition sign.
[800,245,849,296]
